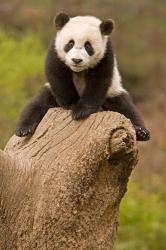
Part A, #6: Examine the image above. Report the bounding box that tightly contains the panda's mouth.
[70,64,85,72]
[71,64,83,68]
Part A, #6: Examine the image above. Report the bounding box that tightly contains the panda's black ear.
[100,19,115,35]
[54,12,70,30]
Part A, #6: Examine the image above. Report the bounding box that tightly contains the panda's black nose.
[72,58,83,64]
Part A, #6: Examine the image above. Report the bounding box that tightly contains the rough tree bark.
[0,108,138,250]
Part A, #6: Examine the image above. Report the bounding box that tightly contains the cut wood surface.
[0,108,138,250]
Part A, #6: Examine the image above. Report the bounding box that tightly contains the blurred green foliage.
[115,182,166,250]
[0,29,45,146]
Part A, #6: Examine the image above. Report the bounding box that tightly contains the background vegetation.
[0,0,165,249]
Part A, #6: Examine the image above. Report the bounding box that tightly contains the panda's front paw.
[72,103,99,120]
[135,126,150,141]
[15,122,38,137]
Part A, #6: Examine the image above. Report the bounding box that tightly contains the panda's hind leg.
[102,93,150,141]
[16,85,58,137]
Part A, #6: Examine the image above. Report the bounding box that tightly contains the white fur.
[55,16,108,72]
[45,82,51,89]
[44,82,55,97]
[107,57,127,97]
[72,72,86,96]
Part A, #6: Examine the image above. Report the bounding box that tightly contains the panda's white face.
[55,16,108,72]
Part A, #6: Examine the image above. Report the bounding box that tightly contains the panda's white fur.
[53,15,126,98]
[107,57,127,97]
[55,16,108,72]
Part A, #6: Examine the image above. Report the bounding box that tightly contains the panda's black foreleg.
[15,86,58,137]
[45,40,79,107]
[102,93,150,141]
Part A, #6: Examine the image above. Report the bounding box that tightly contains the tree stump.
[0,108,138,250]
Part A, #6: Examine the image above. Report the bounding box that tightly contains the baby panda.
[16,12,150,141]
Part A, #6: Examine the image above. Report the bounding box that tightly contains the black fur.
[45,40,79,107]
[103,93,150,141]
[100,20,114,35]
[64,40,74,53]
[84,41,94,56]
[54,12,69,30]
[16,86,57,137]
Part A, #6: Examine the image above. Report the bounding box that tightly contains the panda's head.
[54,13,114,72]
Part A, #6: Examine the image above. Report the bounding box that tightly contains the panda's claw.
[72,109,89,120]
[15,123,37,137]
[135,126,150,141]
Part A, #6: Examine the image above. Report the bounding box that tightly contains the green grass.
[0,29,45,147]
[115,181,166,250]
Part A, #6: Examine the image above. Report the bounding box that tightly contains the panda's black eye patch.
[64,40,74,53]
[84,41,94,56]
